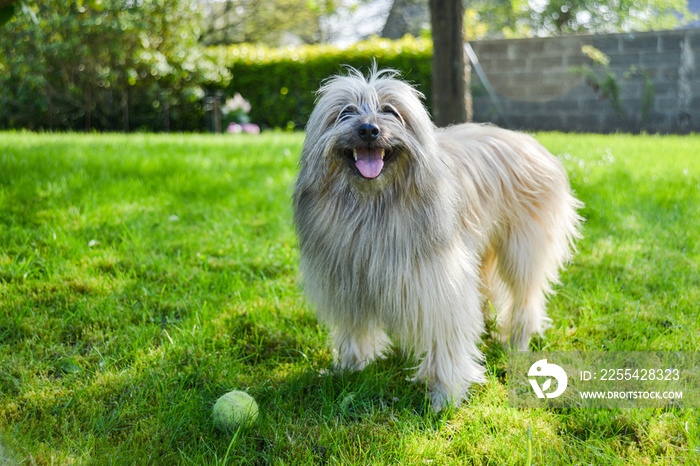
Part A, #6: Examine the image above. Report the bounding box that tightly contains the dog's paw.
[333,360,366,372]
[332,329,392,372]
[333,351,371,372]
[429,389,462,412]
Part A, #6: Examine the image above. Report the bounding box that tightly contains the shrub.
[0,0,230,132]
[210,36,433,130]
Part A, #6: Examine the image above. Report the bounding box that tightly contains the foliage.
[0,131,698,463]
[463,0,695,39]
[571,45,656,130]
[0,0,230,131]
[528,0,694,35]
[222,93,253,126]
[0,3,16,28]
[199,0,334,46]
[210,36,433,130]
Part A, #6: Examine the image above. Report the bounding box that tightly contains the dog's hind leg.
[495,221,554,351]
[480,247,512,323]
[497,192,581,350]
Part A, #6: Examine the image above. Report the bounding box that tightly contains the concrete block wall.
[469,29,700,133]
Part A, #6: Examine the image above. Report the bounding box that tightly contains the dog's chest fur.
[295,176,478,325]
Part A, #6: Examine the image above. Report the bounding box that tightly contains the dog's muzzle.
[358,123,380,143]
[351,123,386,179]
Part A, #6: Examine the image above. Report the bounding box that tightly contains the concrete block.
[535,115,568,131]
[683,29,700,48]
[480,57,528,72]
[566,55,593,67]
[640,52,680,67]
[599,113,620,133]
[620,33,660,52]
[529,56,567,70]
[658,34,683,53]
[590,36,622,54]
[654,96,679,112]
[606,52,642,67]
[564,113,602,132]
[500,115,529,130]
[472,41,509,58]
[486,75,511,90]
[653,82,679,98]
[663,67,680,81]
[517,39,547,55]
[543,36,582,56]
[620,82,641,99]
[504,101,540,117]
[546,99,581,113]
[578,95,609,112]
[643,111,673,132]
[468,29,700,133]
[526,83,571,99]
[621,98,644,113]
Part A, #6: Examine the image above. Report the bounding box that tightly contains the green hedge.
[210,36,433,130]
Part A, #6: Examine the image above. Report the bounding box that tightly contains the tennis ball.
[212,390,259,431]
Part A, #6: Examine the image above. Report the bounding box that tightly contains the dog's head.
[299,67,437,196]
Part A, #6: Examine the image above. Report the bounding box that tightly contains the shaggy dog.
[293,67,583,410]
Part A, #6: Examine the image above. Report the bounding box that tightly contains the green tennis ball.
[212,390,259,431]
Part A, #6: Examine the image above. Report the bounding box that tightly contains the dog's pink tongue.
[355,148,384,179]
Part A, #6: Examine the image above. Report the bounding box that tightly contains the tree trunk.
[382,0,430,40]
[213,94,222,133]
[0,0,20,9]
[122,88,130,133]
[429,0,469,127]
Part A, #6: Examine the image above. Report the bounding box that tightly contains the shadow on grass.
[256,352,438,423]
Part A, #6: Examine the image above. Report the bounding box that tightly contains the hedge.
[209,36,433,130]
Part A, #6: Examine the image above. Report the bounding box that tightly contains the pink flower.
[241,123,260,134]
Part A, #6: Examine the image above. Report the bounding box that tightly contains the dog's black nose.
[358,123,380,142]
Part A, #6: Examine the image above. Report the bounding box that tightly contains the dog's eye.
[381,106,400,119]
[337,106,358,122]
[381,105,405,126]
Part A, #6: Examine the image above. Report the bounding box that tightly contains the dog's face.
[300,69,437,195]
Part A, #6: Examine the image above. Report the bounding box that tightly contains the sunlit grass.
[0,131,698,464]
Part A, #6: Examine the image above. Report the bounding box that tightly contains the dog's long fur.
[293,67,583,410]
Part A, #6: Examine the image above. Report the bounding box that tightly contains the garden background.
[1,0,699,464]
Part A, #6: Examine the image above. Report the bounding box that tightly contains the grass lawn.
[0,131,698,464]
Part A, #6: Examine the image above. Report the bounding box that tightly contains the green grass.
[0,131,698,464]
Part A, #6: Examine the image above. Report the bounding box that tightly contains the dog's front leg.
[415,331,487,411]
[411,267,488,411]
[331,324,392,371]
